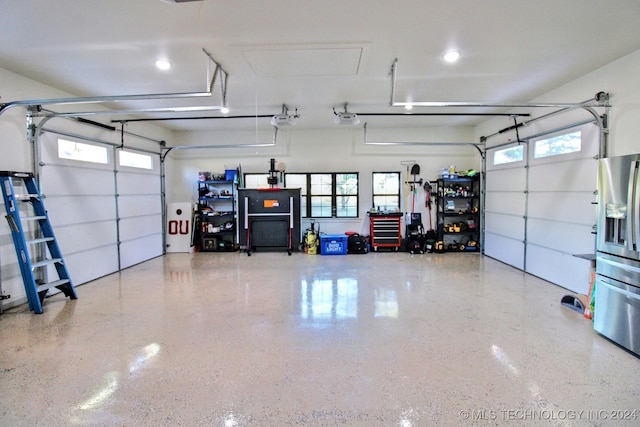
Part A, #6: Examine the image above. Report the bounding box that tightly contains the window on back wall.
[57,138,108,164]
[372,172,400,212]
[243,173,270,189]
[284,172,359,218]
[534,130,582,158]
[335,173,358,217]
[284,173,308,217]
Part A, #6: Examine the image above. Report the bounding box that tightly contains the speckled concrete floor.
[1,252,639,426]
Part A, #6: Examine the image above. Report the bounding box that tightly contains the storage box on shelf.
[436,175,480,252]
[197,177,237,252]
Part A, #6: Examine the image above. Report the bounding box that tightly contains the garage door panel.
[526,245,591,294]
[41,167,115,196]
[120,234,162,269]
[120,215,162,241]
[118,195,161,217]
[117,172,160,194]
[486,168,526,191]
[527,192,596,224]
[529,159,597,192]
[485,192,525,217]
[116,165,162,267]
[527,218,595,254]
[485,213,524,240]
[64,246,120,285]
[45,196,116,227]
[484,233,525,270]
[55,222,118,254]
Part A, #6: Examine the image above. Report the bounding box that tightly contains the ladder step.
[15,193,41,200]
[30,258,62,269]
[21,215,47,221]
[27,237,55,245]
[36,279,70,293]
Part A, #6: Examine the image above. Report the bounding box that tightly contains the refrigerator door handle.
[598,256,640,274]
[632,160,640,252]
[599,278,640,302]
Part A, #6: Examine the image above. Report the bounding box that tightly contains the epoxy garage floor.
[1,252,639,426]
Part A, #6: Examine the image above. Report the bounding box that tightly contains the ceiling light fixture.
[155,59,171,70]
[333,103,360,126]
[271,104,299,127]
[443,51,460,63]
[220,106,229,114]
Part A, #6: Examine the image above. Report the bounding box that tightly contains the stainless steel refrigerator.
[595,154,640,356]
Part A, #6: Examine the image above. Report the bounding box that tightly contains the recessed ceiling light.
[155,59,171,70]
[443,51,460,63]
[220,106,229,114]
[404,104,413,111]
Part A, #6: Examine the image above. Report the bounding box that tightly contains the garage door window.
[533,130,581,158]
[118,150,153,169]
[57,138,108,164]
[493,145,524,165]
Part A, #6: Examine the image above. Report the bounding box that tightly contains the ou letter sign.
[166,203,192,252]
[168,218,189,235]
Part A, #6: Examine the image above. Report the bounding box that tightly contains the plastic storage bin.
[320,234,348,255]
[225,169,237,181]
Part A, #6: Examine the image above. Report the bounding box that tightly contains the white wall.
[165,126,481,235]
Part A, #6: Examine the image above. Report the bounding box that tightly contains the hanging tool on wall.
[410,163,420,213]
[400,160,416,219]
[423,180,433,230]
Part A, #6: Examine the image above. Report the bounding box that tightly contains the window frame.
[285,172,359,219]
[243,173,270,188]
[372,171,401,213]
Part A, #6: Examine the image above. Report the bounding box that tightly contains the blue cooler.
[320,234,348,255]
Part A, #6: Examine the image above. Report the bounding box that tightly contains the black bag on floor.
[406,234,425,254]
[347,233,368,254]
[424,229,437,253]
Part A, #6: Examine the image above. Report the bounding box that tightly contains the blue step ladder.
[1,171,77,314]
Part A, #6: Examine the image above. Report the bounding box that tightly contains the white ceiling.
[1,0,640,132]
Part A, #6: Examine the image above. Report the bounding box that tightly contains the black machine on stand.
[237,159,301,256]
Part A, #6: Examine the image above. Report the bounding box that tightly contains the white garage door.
[39,133,162,285]
[484,147,527,270]
[116,149,163,268]
[485,123,598,294]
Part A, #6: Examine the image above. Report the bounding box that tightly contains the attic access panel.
[242,45,366,77]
